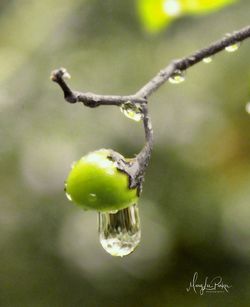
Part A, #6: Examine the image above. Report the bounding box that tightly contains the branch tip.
[50,68,71,82]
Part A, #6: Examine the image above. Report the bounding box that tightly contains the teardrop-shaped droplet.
[169,70,185,84]
[120,101,143,122]
[203,57,212,64]
[225,43,240,53]
[98,203,141,257]
[64,182,72,201]
[66,192,72,201]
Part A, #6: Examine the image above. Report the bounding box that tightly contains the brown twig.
[51,25,250,105]
[51,25,250,185]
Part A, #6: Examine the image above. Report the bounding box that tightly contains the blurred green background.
[1,0,250,306]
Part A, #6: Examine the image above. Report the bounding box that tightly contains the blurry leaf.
[137,0,174,33]
[137,0,237,33]
[182,0,237,14]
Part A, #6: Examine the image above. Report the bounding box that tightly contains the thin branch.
[110,103,153,195]
[51,25,250,188]
[134,103,154,194]
[50,69,146,107]
[136,25,250,98]
[136,103,153,172]
[51,25,250,105]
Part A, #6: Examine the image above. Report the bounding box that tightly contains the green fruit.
[65,149,138,212]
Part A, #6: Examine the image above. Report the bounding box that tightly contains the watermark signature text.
[186,272,232,295]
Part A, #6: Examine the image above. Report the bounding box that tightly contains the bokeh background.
[1,0,250,306]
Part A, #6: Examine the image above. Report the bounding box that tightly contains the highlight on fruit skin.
[65,149,139,212]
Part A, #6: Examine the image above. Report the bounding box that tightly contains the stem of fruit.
[136,103,153,175]
[130,102,153,194]
[51,24,250,193]
[107,103,153,195]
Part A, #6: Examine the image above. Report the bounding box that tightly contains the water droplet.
[109,209,118,214]
[66,192,72,201]
[64,182,72,201]
[163,0,182,17]
[88,193,97,202]
[71,161,77,169]
[61,67,71,79]
[245,102,250,114]
[169,70,185,84]
[120,101,143,122]
[98,203,141,257]
[203,57,212,64]
[225,43,240,53]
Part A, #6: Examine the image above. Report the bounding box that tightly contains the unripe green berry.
[65,149,138,212]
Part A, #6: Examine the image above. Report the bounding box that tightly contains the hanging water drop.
[120,101,143,122]
[203,57,212,64]
[169,70,185,84]
[64,181,72,201]
[66,192,72,201]
[98,203,141,257]
[225,43,240,52]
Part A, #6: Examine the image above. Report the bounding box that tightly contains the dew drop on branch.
[120,101,143,122]
[203,57,212,64]
[169,70,185,84]
[225,43,240,53]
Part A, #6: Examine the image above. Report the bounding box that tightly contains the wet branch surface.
[51,25,250,105]
[51,25,250,185]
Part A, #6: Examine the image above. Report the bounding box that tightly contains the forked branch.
[51,24,250,184]
[51,25,250,105]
